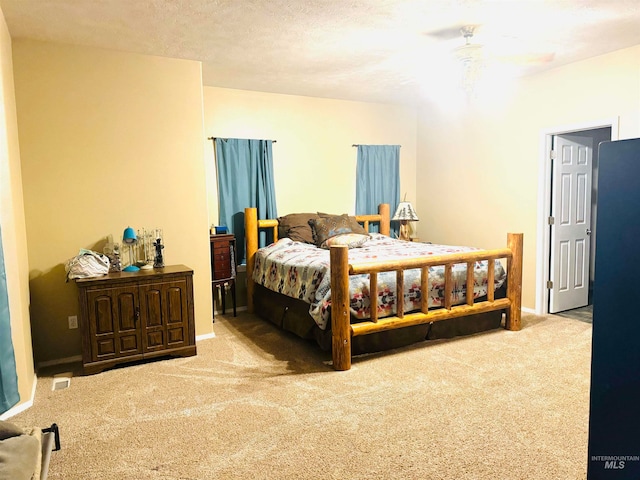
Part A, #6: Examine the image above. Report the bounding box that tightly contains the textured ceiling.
[1,0,639,104]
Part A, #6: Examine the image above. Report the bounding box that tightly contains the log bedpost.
[330,245,352,371]
[379,203,390,237]
[244,207,258,314]
[506,233,524,331]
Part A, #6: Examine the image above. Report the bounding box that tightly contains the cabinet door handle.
[135,306,140,325]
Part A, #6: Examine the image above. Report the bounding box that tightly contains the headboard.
[244,203,390,313]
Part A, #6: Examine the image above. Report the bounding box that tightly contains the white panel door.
[549,134,593,313]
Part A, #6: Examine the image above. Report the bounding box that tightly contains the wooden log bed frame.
[245,204,523,371]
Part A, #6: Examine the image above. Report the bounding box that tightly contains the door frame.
[535,117,619,315]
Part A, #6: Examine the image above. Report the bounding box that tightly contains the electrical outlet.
[68,315,78,329]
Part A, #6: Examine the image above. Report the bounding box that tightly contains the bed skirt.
[253,283,506,355]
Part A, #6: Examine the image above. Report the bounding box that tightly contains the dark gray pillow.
[317,212,367,235]
[309,214,360,247]
[277,213,319,244]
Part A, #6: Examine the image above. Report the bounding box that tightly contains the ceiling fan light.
[458,54,484,96]
[454,43,483,63]
[452,27,484,97]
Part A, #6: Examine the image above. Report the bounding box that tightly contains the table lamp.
[122,226,140,272]
[392,201,419,241]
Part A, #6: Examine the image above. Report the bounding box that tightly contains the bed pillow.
[277,213,319,244]
[318,212,367,235]
[321,233,370,249]
[309,214,361,246]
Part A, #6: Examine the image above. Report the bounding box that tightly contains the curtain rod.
[208,137,277,143]
[352,144,401,147]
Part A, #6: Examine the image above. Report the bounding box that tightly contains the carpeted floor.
[13,312,592,479]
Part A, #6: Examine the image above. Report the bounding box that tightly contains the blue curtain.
[215,138,277,264]
[0,225,19,414]
[355,145,401,236]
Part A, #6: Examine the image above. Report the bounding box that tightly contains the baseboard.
[0,372,37,420]
[521,306,536,315]
[196,332,216,341]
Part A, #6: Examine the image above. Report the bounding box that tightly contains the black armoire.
[587,138,640,478]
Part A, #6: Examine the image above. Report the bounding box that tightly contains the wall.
[0,8,34,414]
[203,87,418,226]
[13,40,212,365]
[417,45,640,311]
[0,7,34,414]
[203,88,419,311]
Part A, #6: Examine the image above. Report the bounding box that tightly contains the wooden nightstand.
[210,234,237,318]
[410,237,432,244]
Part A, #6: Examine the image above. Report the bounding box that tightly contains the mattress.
[252,233,507,330]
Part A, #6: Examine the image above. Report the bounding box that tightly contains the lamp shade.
[391,202,419,222]
[122,226,140,272]
[122,227,138,244]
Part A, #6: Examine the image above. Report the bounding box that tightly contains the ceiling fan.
[427,24,555,68]
[425,24,555,95]
[454,26,483,65]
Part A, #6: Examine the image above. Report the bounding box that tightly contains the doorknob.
[586,228,592,235]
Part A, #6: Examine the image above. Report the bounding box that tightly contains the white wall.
[417,45,640,310]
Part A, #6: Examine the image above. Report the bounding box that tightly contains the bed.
[245,204,523,370]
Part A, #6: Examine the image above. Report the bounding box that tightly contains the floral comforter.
[252,234,506,330]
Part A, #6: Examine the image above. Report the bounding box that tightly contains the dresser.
[210,234,237,317]
[75,265,196,374]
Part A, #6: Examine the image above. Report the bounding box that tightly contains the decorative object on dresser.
[210,233,237,319]
[391,201,419,241]
[75,265,196,374]
[64,249,110,281]
[103,235,122,272]
[137,228,155,270]
[153,228,165,268]
[121,227,140,272]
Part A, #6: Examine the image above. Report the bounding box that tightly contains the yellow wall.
[0,9,35,414]
[203,88,419,313]
[417,45,640,311]
[13,40,213,365]
[203,87,418,226]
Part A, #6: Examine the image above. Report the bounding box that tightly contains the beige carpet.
[13,312,592,479]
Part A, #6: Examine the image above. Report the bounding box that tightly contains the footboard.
[329,233,523,370]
